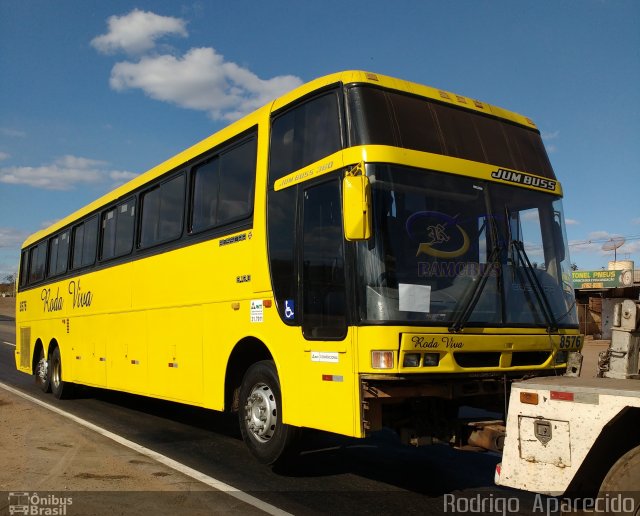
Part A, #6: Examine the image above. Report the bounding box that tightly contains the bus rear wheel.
[35,347,51,393]
[50,347,73,399]
[238,360,299,465]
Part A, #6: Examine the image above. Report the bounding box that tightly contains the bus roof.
[22,70,540,248]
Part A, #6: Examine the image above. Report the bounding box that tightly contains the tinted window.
[192,157,219,232]
[140,174,185,248]
[72,216,98,269]
[101,198,136,260]
[48,230,70,277]
[28,242,47,284]
[348,86,555,179]
[269,91,342,184]
[191,136,256,232]
[302,179,347,339]
[218,139,256,223]
[19,251,28,287]
[268,186,298,323]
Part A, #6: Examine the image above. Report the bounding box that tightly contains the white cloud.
[93,10,302,121]
[565,218,579,225]
[0,152,10,161]
[632,218,640,225]
[0,155,137,190]
[91,9,188,55]
[109,170,138,186]
[110,47,302,121]
[0,227,28,249]
[541,131,559,153]
[0,127,26,138]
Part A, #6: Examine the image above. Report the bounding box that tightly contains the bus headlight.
[403,353,421,367]
[423,353,440,366]
[372,351,394,369]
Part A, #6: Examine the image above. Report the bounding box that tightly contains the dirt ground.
[0,296,14,318]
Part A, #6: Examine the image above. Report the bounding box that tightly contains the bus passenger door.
[301,179,348,341]
[293,178,355,436]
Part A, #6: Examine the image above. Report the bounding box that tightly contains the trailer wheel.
[238,360,299,465]
[599,444,640,515]
[50,347,73,399]
[35,346,51,393]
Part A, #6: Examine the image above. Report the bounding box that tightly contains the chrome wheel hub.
[36,357,48,382]
[244,383,277,442]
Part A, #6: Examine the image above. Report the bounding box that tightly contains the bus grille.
[511,351,551,366]
[19,327,31,369]
[453,352,501,368]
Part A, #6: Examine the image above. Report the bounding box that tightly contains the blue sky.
[1,0,639,279]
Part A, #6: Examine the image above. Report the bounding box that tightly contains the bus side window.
[48,230,70,277]
[28,242,47,284]
[191,135,256,233]
[19,250,29,288]
[101,198,135,260]
[72,215,98,270]
[140,174,185,248]
[218,138,256,224]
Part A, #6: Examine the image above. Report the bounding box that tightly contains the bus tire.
[50,346,73,400]
[35,346,51,393]
[598,444,640,514]
[238,360,299,465]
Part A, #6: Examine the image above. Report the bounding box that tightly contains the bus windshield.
[356,165,578,328]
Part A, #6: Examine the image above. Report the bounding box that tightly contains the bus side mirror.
[343,174,371,241]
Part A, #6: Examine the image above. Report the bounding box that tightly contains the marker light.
[520,392,539,405]
[372,351,394,369]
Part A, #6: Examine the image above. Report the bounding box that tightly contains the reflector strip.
[550,390,574,401]
[322,375,344,382]
[520,392,539,405]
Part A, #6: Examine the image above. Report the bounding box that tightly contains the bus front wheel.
[238,360,299,465]
[50,347,73,399]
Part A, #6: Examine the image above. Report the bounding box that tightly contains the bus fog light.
[372,351,394,369]
[555,351,568,364]
[423,353,440,366]
[403,353,420,367]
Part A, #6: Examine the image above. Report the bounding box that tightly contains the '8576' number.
[559,335,582,349]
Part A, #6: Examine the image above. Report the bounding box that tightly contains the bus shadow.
[74,385,241,440]
[280,430,501,496]
[73,386,499,496]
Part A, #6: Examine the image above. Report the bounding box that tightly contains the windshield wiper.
[448,245,501,333]
[510,240,558,333]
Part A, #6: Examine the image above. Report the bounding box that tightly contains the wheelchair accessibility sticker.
[284,299,295,320]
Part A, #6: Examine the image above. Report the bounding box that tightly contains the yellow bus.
[15,71,581,464]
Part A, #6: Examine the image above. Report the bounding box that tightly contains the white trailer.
[495,300,640,512]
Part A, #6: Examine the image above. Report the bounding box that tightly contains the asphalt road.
[0,318,544,515]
